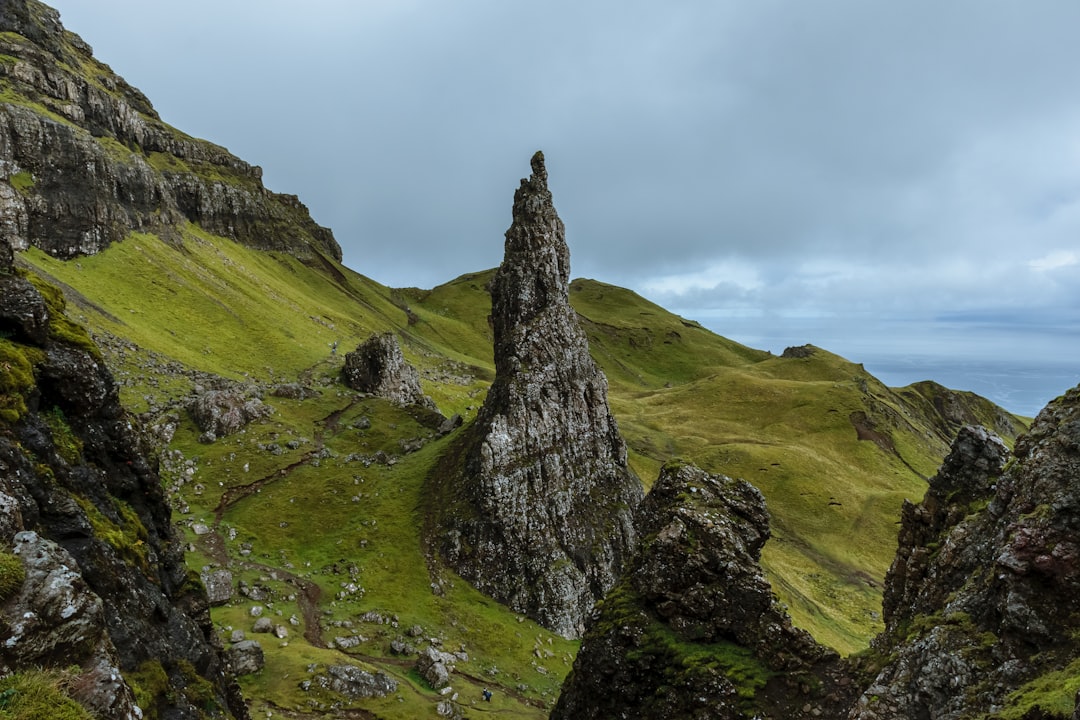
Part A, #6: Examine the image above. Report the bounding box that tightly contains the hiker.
[482,688,492,702]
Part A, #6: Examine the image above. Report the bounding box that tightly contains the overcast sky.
[46,1,1080,415]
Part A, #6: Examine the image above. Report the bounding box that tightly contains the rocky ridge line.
[0,0,340,262]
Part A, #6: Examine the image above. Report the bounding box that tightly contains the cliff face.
[851,391,1080,720]
[0,251,246,718]
[0,0,340,261]
[552,461,849,720]
[428,152,642,638]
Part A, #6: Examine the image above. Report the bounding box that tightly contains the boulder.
[226,640,264,676]
[341,332,436,409]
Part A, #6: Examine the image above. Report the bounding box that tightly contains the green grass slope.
[19,229,1027,718]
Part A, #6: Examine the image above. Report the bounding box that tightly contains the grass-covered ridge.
[17,225,1027,715]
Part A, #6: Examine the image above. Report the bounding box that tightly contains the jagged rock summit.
[552,461,845,720]
[428,151,643,638]
[0,0,340,261]
[852,397,1080,720]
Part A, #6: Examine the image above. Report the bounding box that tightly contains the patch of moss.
[596,583,773,715]
[72,495,151,576]
[0,670,94,720]
[44,405,83,464]
[0,338,43,423]
[125,659,171,720]
[0,551,25,601]
[177,659,222,717]
[998,657,1080,719]
[8,170,34,195]
[24,273,101,360]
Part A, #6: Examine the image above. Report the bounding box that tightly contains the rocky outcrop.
[428,152,642,638]
[0,269,248,719]
[0,0,340,262]
[342,332,437,409]
[552,461,848,720]
[852,395,1080,720]
[188,383,273,442]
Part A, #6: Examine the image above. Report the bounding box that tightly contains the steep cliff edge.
[0,250,246,718]
[0,0,340,262]
[426,152,643,638]
[851,389,1080,719]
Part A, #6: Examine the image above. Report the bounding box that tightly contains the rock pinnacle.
[428,152,643,638]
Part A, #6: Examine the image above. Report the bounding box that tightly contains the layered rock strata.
[552,461,846,720]
[0,258,248,718]
[0,0,340,261]
[428,152,642,638]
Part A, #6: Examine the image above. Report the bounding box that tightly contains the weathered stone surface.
[852,396,1080,720]
[0,0,339,263]
[0,274,49,344]
[428,152,642,638]
[226,640,265,676]
[201,567,234,606]
[0,531,141,719]
[416,645,457,689]
[553,461,844,720]
[341,332,436,409]
[308,664,398,699]
[188,385,271,441]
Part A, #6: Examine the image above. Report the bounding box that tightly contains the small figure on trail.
[482,688,492,702]
[330,340,339,355]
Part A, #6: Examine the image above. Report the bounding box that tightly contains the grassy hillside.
[19,228,1026,717]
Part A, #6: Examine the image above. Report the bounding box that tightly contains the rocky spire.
[428,151,642,638]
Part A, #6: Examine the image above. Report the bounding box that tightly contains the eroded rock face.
[0,0,339,262]
[0,271,248,719]
[852,399,1080,720]
[552,462,844,720]
[342,332,436,409]
[429,152,642,638]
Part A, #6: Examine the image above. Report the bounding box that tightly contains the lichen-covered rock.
[1,531,141,720]
[428,152,642,638]
[852,396,1080,720]
[187,384,272,441]
[341,332,436,409]
[308,664,398,699]
[0,267,248,718]
[552,461,844,720]
[0,0,339,263]
[201,567,234,606]
[225,640,264,677]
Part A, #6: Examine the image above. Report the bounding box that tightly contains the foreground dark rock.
[0,266,248,718]
[0,0,339,262]
[427,152,642,638]
[851,396,1080,720]
[552,461,850,719]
